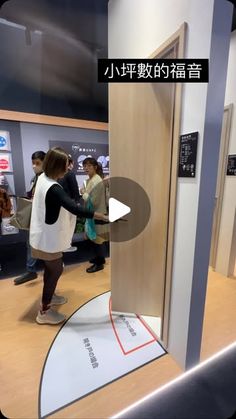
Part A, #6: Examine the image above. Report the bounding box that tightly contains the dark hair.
[31,151,46,161]
[83,157,98,168]
[43,147,68,178]
[83,157,103,177]
[97,162,104,179]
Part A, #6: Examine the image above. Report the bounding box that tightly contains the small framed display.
[0,131,11,151]
[0,153,12,172]
[49,140,109,175]
[0,173,15,194]
[226,154,236,176]
[178,131,198,178]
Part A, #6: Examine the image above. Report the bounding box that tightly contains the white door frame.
[210,104,233,270]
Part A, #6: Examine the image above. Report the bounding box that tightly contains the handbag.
[9,197,32,230]
[84,196,97,240]
[0,187,12,219]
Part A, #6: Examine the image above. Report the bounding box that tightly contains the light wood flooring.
[0,261,235,418]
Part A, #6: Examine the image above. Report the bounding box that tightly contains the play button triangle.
[109,197,131,222]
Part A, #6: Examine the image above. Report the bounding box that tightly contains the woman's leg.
[92,242,106,265]
[26,240,38,273]
[87,242,106,273]
[41,257,63,311]
[14,236,38,285]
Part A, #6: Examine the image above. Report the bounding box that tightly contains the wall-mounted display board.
[0,131,11,151]
[226,154,236,176]
[178,131,198,178]
[49,141,109,175]
[0,130,17,235]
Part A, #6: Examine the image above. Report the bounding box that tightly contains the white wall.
[109,0,233,368]
[216,31,236,277]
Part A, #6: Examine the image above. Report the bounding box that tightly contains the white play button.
[89,176,151,241]
[108,197,131,223]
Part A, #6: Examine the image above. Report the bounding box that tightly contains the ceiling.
[0,0,107,47]
[0,0,108,121]
[0,0,236,32]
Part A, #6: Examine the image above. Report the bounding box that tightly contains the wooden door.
[110,73,174,316]
[109,26,185,339]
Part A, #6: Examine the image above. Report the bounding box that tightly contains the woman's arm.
[45,184,108,225]
[46,184,94,224]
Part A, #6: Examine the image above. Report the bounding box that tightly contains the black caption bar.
[98,59,209,83]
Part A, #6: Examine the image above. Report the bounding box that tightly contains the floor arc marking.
[39,291,166,418]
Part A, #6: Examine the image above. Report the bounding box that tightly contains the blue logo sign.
[0,136,7,148]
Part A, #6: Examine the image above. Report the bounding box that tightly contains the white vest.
[30,173,76,253]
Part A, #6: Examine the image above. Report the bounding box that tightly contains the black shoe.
[14,271,38,285]
[86,264,104,273]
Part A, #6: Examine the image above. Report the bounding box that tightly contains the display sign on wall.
[0,172,8,189]
[49,141,109,175]
[0,154,12,172]
[0,173,15,195]
[226,154,236,176]
[0,131,11,151]
[0,130,17,235]
[178,132,198,178]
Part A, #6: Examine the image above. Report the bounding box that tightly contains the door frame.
[210,104,233,270]
[147,23,186,346]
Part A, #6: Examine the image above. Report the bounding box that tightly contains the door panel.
[110,79,175,316]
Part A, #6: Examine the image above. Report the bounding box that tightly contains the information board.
[226,155,236,176]
[178,131,198,178]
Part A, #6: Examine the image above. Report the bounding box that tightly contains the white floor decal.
[39,292,165,418]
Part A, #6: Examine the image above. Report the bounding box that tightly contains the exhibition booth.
[0,0,236,418]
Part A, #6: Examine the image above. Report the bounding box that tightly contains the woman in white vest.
[30,148,107,325]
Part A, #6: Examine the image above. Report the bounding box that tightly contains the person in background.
[14,151,46,285]
[81,157,109,273]
[58,154,80,202]
[30,148,107,325]
[58,154,80,252]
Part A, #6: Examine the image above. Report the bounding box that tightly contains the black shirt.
[58,170,80,203]
[45,184,94,225]
[27,172,42,199]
